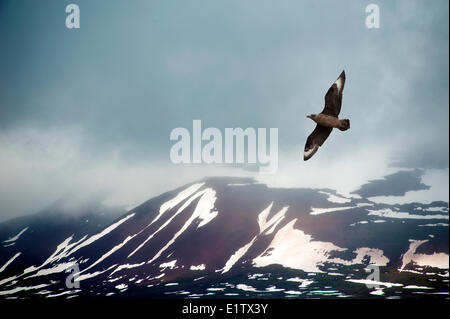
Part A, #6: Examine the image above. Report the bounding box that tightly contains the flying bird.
[303,70,350,161]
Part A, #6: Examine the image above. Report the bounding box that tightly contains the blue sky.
[0,0,448,221]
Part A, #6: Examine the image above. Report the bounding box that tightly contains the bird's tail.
[338,119,350,131]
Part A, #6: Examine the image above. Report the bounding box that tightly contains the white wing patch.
[335,77,343,91]
[304,145,319,159]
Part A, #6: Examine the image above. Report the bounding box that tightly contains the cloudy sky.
[0,0,448,221]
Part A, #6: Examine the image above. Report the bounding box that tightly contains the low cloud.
[351,169,430,198]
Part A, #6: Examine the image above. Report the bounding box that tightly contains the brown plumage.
[304,70,350,161]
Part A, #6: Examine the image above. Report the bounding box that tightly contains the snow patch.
[68,213,135,256]
[236,284,259,292]
[404,285,433,289]
[159,260,177,270]
[0,252,21,273]
[253,219,347,272]
[346,279,403,288]
[25,262,76,279]
[418,223,448,227]
[147,188,218,264]
[165,282,179,286]
[83,234,137,273]
[110,262,145,276]
[258,203,288,235]
[2,227,29,244]
[265,285,284,292]
[115,284,128,290]
[221,237,257,273]
[0,284,49,296]
[156,183,204,225]
[253,220,389,272]
[221,203,288,273]
[190,264,206,271]
[426,206,449,213]
[400,239,449,270]
[368,208,448,220]
[319,191,351,204]
[310,206,355,215]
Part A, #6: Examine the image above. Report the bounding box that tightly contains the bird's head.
[307,114,316,120]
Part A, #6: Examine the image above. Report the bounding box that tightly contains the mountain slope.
[0,177,448,299]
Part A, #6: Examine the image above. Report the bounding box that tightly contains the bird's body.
[304,70,349,161]
[307,113,342,129]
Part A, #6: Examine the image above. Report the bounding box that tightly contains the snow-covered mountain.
[0,176,448,299]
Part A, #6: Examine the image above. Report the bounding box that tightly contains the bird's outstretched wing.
[304,125,332,161]
[321,70,345,117]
